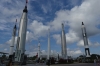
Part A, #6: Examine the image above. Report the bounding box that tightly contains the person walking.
[97,59,100,66]
[6,59,12,66]
[94,59,96,66]
[0,59,6,66]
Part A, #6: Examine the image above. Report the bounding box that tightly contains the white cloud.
[5,31,36,46]
[25,44,38,57]
[48,48,83,57]
[0,24,8,30]
[26,51,37,57]
[93,42,100,47]
[72,50,82,55]
[1,0,100,57]
[26,31,37,44]
[0,44,9,53]
[77,39,100,47]
[41,5,48,13]
[28,20,50,38]
[53,34,61,44]
[67,48,83,57]
[0,0,24,21]
[65,30,80,44]
[77,39,90,47]
[4,48,7,51]
[23,40,83,57]
[41,1,52,14]
[34,16,44,21]
[53,30,80,44]
[0,0,31,31]
[68,0,83,6]
[50,0,100,45]
[6,36,17,45]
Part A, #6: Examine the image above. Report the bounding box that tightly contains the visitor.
[0,59,6,66]
[94,59,96,66]
[6,59,12,66]
[97,59,100,66]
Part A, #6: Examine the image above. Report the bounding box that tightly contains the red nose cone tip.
[82,22,84,25]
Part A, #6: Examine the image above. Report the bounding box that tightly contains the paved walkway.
[13,63,46,66]
[13,63,96,66]
[50,63,94,66]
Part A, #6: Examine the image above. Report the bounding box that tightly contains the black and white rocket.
[9,20,17,56]
[82,22,90,57]
[15,1,28,62]
[61,23,67,59]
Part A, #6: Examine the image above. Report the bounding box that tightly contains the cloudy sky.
[0,0,100,57]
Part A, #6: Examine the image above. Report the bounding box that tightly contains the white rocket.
[61,23,67,59]
[15,1,28,62]
[38,41,40,59]
[47,29,50,60]
[9,20,17,55]
[82,22,90,57]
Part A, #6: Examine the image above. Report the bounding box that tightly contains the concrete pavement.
[12,63,98,66]
[17,63,95,66]
[51,63,94,66]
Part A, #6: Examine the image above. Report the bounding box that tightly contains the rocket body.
[15,6,28,62]
[47,29,50,60]
[61,23,67,59]
[82,22,90,57]
[38,42,40,58]
[9,25,16,55]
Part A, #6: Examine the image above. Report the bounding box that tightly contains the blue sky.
[0,0,100,57]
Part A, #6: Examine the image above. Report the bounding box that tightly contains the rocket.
[15,1,28,62]
[38,41,40,59]
[61,23,67,59]
[47,29,50,60]
[9,20,17,55]
[82,22,90,57]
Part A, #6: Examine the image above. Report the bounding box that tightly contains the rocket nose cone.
[14,25,16,29]
[82,22,84,25]
[62,23,64,30]
[62,23,64,26]
[23,6,28,13]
